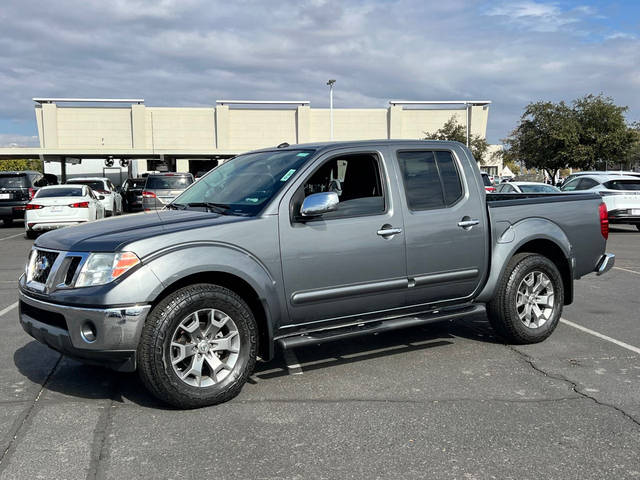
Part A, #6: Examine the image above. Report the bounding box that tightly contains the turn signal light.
[69,202,90,208]
[142,191,156,198]
[28,188,35,200]
[599,202,609,240]
[112,252,141,278]
[25,204,44,210]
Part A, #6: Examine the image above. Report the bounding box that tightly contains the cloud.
[0,0,638,145]
[0,134,39,147]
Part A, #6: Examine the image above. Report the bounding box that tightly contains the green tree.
[622,122,640,170]
[504,101,580,182]
[572,94,635,170]
[0,159,43,172]
[424,116,489,162]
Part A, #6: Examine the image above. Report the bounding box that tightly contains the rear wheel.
[487,253,564,344]
[138,284,257,408]
[25,229,37,239]
[2,219,13,227]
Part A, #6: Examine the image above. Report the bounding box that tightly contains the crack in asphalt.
[507,345,640,429]
[86,376,121,480]
[0,354,63,471]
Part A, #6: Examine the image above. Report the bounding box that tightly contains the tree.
[424,116,489,162]
[572,94,635,170]
[622,122,640,170]
[0,159,43,172]
[504,101,580,182]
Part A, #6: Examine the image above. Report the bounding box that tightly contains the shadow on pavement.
[13,314,500,408]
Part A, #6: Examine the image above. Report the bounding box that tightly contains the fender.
[142,241,287,358]
[475,217,572,303]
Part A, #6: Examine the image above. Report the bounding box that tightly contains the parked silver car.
[142,173,194,211]
[496,182,560,193]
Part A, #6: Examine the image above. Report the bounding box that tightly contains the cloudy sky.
[0,0,639,146]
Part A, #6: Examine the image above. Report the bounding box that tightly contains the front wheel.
[487,253,564,344]
[137,284,258,408]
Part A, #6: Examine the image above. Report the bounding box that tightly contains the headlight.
[75,252,141,287]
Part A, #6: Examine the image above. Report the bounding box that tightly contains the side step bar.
[277,304,485,350]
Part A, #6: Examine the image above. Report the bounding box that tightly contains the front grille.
[20,300,68,331]
[31,250,59,284]
[64,256,82,285]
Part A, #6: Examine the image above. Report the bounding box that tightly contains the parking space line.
[613,266,640,276]
[560,318,640,355]
[0,302,18,318]
[283,349,303,375]
[0,233,24,241]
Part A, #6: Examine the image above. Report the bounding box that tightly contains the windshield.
[0,174,28,189]
[146,175,193,190]
[604,180,640,191]
[67,180,106,191]
[518,184,559,193]
[172,149,315,216]
[35,187,84,198]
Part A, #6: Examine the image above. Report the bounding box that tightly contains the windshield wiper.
[165,202,187,210]
[186,202,232,215]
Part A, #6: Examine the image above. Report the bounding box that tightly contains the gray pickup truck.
[18,140,614,408]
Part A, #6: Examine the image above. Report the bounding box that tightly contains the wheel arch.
[477,218,573,305]
[150,271,275,361]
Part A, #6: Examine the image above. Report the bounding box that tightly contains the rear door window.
[603,180,640,191]
[576,178,599,190]
[396,150,464,210]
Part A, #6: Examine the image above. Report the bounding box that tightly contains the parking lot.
[0,221,638,479]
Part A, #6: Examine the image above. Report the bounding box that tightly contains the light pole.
[327,79,336,140]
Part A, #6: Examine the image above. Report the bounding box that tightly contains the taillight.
[69,202,90,208]
[485,186,496,192]
[25,204,44,210]
[599,202,609,240]
[28,188,35,200]
[142,191,156,198]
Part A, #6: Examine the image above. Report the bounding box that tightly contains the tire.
[487,253,564,344]
[137,283,258,408]
[25,229,37,239]
[3,219,13,227]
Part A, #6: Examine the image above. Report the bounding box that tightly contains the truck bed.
[486,192,605,278]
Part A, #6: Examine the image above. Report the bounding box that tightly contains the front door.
[394,147,488,306]
[278,148,407,326]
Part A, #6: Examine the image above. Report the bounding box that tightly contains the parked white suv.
[65,177,122,216]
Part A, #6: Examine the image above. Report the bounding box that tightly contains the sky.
[0,0,639,146]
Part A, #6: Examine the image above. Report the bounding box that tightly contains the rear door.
[278,147,407,325]
[394,147,488,306]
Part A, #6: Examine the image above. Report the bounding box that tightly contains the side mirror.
[98,195,105,200]
[300,192,339,218]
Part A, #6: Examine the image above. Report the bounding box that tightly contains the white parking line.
[0,302,18,318]
[560,318,640,355]
[613,266,640,276]
[283,349,303,375]
[0,232,24,241]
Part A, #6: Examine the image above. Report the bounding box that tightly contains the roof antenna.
[277,142,290,148]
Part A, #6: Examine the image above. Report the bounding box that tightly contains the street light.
[327,79,336,140]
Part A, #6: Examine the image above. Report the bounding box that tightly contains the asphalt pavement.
[0,222,638,479]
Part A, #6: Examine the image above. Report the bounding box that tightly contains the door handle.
[457,219,479,229]
[377,227,402,236]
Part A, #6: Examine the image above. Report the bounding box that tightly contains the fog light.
[80,322,97,343]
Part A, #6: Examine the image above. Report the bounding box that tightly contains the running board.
[277,304,485,350]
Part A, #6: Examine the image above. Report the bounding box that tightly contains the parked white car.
[560,174,640,231]
[496,182,560,193]
[65,177,122,216]
[25,185,106,238]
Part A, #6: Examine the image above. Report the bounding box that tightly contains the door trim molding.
[291,278,408,305]
[411,268,479,287]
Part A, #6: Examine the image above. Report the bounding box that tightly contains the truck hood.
[34,210,250,252]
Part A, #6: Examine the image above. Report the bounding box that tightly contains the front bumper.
[18,291,151,372]
[595,253,615,276]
